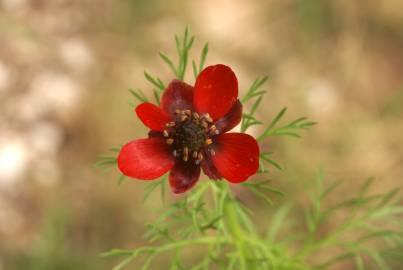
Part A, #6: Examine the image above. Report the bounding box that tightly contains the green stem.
[221,183,250,270]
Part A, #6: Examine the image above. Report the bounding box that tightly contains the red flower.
[118,64,260,194]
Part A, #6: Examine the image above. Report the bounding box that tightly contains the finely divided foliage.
[97,27,403,270]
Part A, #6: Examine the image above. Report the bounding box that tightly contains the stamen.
[168,108,216,162]
[214,130,220,135]
[183,147,189,161]
[203,113,213,123]
[166,138,174,145]
[201,121,208,129]
[210,149,216,156]
[180,115,188,122]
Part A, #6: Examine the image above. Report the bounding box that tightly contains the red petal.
[118,137,174,180]
[214,100,242,133]
[169,160,200,194]
[161,79,194,116]
[211,133,259,183]
[194,64,238,121]
[201,151,222,180]
[135,102,171,131]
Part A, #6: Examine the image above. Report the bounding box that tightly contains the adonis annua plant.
[97,28,403,270]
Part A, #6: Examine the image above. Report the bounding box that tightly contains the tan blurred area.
[0,0,402,269]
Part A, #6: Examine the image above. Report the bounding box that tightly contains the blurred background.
[0,0,402,269]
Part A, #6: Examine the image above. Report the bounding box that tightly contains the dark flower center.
[175,120,206,150]
[163,109,218,163]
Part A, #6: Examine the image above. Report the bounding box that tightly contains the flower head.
[118,64,260,193]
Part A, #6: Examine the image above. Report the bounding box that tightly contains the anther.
[210,149,216,156]
[163,130,169,137]
[184,109,191,116]
[166,122,175,127]
[192,151,198,158]
[192,112,200,119]
[204,113,213,123]
[214,130,220,135]
[180,115,188,122]
[205,138,212,145]
[210,125,217,132]
[175,109,181,114]
[197,152,204,161]
[166,138,174,145]
[201,121,208,129]
[173,150,178,157]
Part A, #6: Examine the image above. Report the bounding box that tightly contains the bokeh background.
[0,0,402,269]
